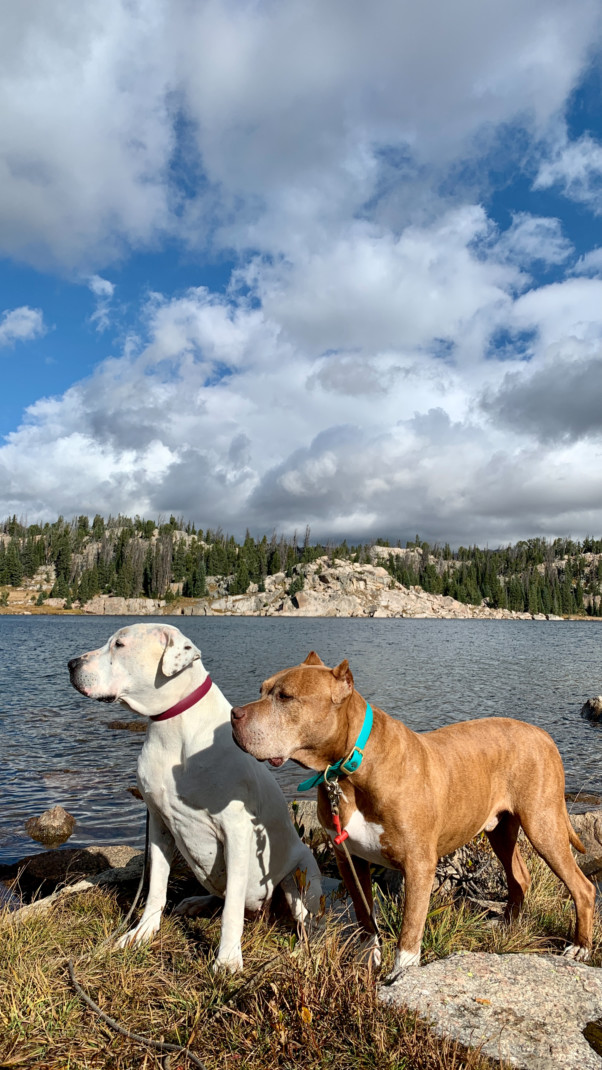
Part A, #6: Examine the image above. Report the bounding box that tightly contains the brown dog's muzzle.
[230,705,251,751]
[230,702,287,767]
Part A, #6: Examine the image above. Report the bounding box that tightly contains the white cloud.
[1,249,602,543]
[493,213,573,268]
[0,306,46,347]
[0,0,599,269]
[87,275,116,331]
[508,277,602,351]
[88,276,115,300]
[239,207,520,360]
[0,0,173,270]
[572,247,602,277]
[534,133,602,212]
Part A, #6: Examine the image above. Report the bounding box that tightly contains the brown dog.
[231,652,594,981]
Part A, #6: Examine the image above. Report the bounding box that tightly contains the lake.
[1,616,601,864]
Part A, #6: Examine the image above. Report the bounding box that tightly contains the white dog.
[68,623,322,971]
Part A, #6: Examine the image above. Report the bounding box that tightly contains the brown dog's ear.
[303,651,324,666]
[331,659,354,702]
[160,627,201,677]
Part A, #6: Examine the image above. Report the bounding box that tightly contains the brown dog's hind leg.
[519,808,595,958]
[485,812,531,921]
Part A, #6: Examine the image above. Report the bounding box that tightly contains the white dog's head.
[68,623,203,716]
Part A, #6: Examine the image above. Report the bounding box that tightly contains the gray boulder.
[581,697,602,720]
[380,951,602,1069]
[0,844,141,887]
[24,805,76,845]
[289,799,329,848]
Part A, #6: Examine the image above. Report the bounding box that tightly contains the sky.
[0,0,601,547]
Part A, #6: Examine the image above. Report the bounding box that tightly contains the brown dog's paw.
[384,948,421,983]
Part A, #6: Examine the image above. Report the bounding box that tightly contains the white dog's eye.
[114,640,125,648]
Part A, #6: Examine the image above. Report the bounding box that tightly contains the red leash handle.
[332,813,349,846]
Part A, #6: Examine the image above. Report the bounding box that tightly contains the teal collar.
[297,702,374,792]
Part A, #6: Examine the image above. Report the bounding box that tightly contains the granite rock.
[380,951,602,1069]
[24,805,76,846]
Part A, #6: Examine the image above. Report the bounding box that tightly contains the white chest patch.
[330,809,388,865]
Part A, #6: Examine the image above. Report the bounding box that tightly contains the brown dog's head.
[231,651,354,769]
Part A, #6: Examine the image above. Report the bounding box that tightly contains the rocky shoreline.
[4,801,602,909]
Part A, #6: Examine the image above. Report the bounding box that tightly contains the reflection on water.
[1,616,601,863]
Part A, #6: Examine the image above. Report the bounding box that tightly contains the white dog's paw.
[213,944,243,974]
[173,894,221,918]
[356,934,381,969]
[563,943,591,962]
[116,918,160,949]
[384,948,421,984]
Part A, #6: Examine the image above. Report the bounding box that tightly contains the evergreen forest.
[1,513,602,616]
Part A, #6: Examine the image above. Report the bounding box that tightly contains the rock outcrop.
[165,556,558,620]
[3,549,573,619]
[82,596,166,614]
[380,952,602,1069]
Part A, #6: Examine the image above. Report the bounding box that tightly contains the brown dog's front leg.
[386,856,437,983]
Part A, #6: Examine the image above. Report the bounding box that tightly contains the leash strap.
[150,675,213,722]
[296,702,373,791]
[326,779,380,938]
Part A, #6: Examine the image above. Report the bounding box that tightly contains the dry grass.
[1,846,599,1070]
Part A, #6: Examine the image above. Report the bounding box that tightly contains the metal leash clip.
[326,777,349,846]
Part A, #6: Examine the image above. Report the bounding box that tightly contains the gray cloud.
[480,353,602,442]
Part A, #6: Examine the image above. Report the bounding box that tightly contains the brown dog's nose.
[231,706,247,722]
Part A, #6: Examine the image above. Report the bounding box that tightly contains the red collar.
[150,676,213,722]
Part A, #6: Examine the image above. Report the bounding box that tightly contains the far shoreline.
[1,606,601,621]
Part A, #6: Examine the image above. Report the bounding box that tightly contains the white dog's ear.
[160,629,201,677]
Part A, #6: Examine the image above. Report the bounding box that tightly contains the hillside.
[2,514,602,619]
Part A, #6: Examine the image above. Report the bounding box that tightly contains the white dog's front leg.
[214,824,251,973]
[117,810,175,948]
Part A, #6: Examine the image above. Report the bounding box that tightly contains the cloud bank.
[0,0,601,544]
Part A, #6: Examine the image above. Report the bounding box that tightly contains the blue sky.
[0,0,601,544]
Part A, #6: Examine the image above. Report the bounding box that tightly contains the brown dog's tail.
[567,814,586,854]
